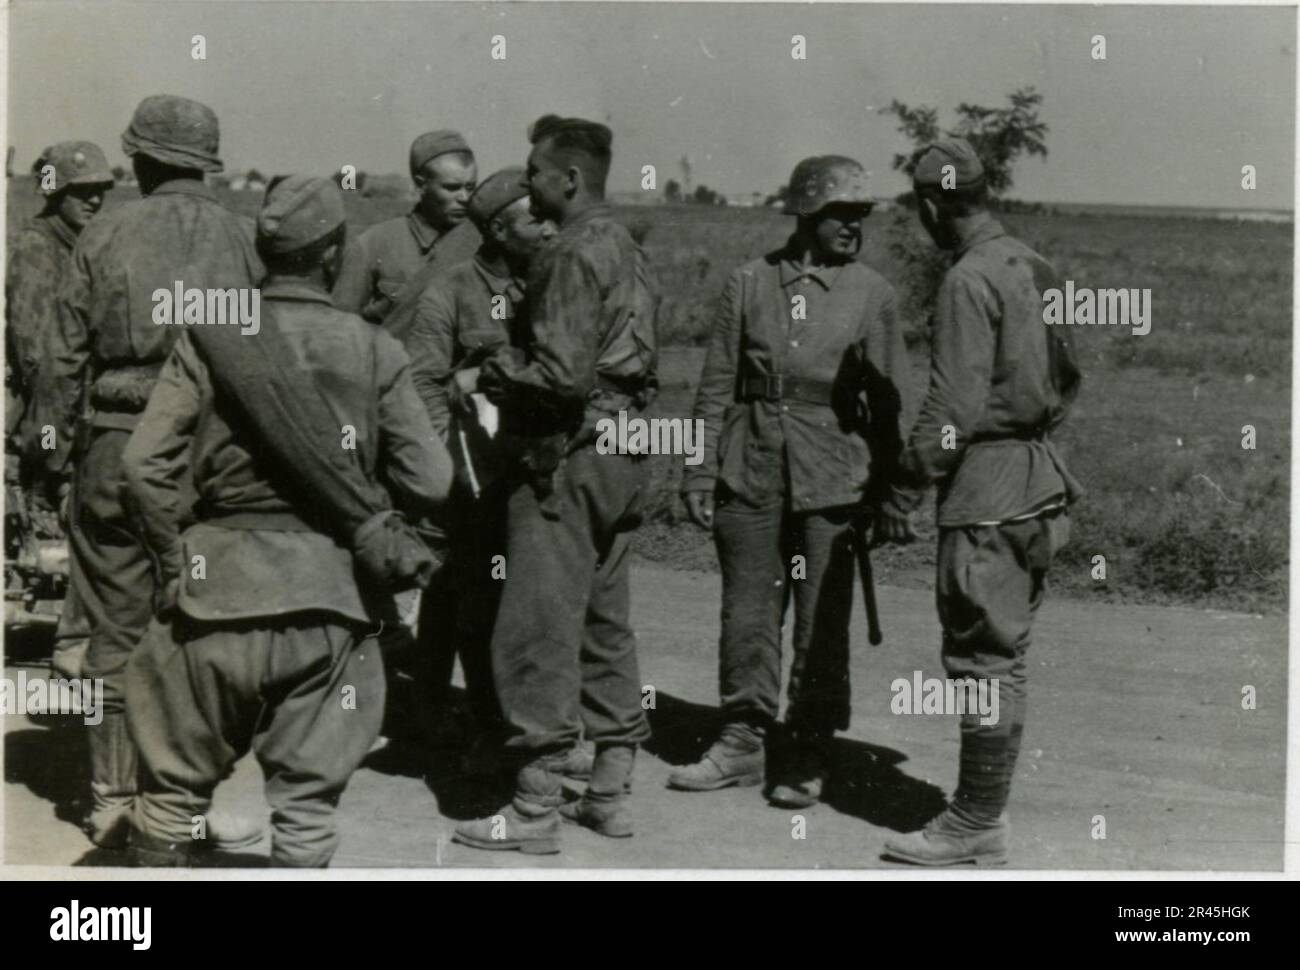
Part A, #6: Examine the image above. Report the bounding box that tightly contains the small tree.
[664,178,682,203]
[881,88,1049,335]
[883,87,1048,196]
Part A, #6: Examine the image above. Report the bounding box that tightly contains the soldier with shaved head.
[332,130,482,335]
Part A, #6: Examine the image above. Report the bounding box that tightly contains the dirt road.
[3,562,1285,871]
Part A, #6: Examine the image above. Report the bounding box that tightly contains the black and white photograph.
[0,0,1294,881]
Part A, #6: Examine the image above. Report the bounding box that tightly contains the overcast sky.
[5,1,1296,209]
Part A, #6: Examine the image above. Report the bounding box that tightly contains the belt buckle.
[766,374,784,401]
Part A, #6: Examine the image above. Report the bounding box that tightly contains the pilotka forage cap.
[121,95,223,173]
[466,167,529,229]
[409,130,472,176]
[34,141,114,195]
[912,138,985,189]
[256,175,346,254]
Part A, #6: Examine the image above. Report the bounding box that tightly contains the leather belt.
[741,374,834,407]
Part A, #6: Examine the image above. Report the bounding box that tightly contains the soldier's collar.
[406,207,442,252]
[149,178,217,202]
[779,248,846,290]
[36,212,79,251]
[954,214,1006,256]
[560,203,612,232]
[472,250,524,300]
[260,277,334,305]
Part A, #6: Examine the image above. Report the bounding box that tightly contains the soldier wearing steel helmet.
[35,95,263,850]
[670,155,917,806]
[6,141,114,679]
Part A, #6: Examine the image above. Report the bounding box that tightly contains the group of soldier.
[4,91,1080,868]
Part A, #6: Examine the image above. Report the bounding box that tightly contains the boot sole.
[559,812,634,838]
[880,848,1007,868]
[666,771,764,792]
[767,793,820,810]
[451,833,561,855]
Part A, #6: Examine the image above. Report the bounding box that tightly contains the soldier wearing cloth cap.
[120,176,453,866]
[670,156,916,806]
[35,96,263,849]
[881,139,1082,867]
[332,130,481,334]
[404,168,555,779]
[453,116,658,853]
[6,141,114,679]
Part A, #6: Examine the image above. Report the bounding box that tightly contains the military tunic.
[35,178,262,713]
[332,207,480,332]
[122,281,452,866]
[687,240,912,735]
[899,213,1081,753]
[479,204,656,755]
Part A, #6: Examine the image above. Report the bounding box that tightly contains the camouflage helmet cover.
[33,141,114,196]
[121,94,223,173]
[783,155,873,216]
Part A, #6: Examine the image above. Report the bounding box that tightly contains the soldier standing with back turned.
[36,96,263,850]
[882,140,1082,867]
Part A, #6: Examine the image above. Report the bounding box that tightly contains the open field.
[5,181,1291,611]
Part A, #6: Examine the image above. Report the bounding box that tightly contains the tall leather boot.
[85,712,137,849]
[560,744,635,837]
[452,754,564,854]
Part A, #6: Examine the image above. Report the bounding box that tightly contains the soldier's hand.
[872,505,916,545]
[685,490,715,530]
[454,367,480,397]
[155,576,180,619]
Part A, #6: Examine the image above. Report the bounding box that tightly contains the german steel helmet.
[783,155,873,216]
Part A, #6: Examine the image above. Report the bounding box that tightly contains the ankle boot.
[667,723,764,791]
[560,744,635,837]
[86,712,137,849]
[453,753,564,854]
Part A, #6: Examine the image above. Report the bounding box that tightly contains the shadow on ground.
[645,691,947,833]
[5,715,91,829]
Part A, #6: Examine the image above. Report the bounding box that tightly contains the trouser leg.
[127,617,259,861]
[785,505,856,737]
[712,488,788,736]
[490,477,597,757]
[579,530,651,749]
[937,512,1059,821]
[77,429,154,845]
[255,621,385,868]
